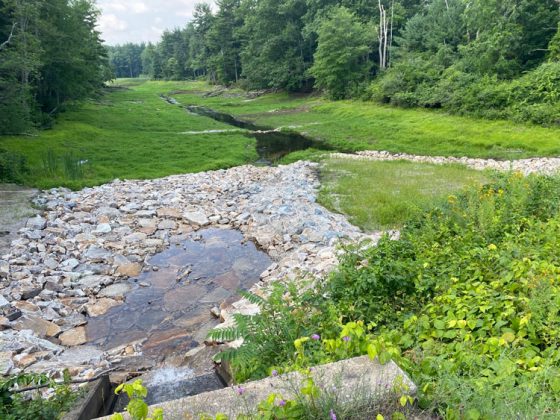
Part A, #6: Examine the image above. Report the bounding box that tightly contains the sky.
[96,0,212,45]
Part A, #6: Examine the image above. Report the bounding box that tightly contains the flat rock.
[85,298,120,317]
[157,207,182,219]
[26,216,46,230]
[115,262,142,277]
[13,315,61,338]
[98,283,132,299]
[183,211,209,226]
[59,326,87,346]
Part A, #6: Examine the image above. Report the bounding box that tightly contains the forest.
[108,0,560,125]
[0,0,110,135]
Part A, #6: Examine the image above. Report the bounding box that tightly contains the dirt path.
[0,184,38,256]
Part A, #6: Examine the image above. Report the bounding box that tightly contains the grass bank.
[172,83,560,160]
[0,79,256,189]
[319,158,489,230]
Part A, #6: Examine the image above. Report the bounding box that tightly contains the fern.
[207,326,245,342]
[239,289,266,306]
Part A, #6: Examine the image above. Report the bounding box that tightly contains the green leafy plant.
[112,379,163,420]
[207,283,340,382]
[0,371,78,420]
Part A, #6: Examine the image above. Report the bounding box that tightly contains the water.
[186,105,331,164]
[86,228,272,363]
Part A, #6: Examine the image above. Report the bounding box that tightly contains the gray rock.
[0,295,10,309]
[26,216,47,230]
[85,246,113,262]
[94,223,112,234]
[98,283,132,299]
[0,351,13,375]
[184,211,209,226]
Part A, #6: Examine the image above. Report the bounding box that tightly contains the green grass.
[173,83,560,159]
[319,158,489,230]
[0,79,256,189]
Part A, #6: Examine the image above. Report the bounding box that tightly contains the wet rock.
[85,298,120,317]
[59,326,87,346]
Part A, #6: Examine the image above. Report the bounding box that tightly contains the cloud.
[97,13,128,33]
[97,0,213,45]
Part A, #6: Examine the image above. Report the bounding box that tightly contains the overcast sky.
[96,0,213,45]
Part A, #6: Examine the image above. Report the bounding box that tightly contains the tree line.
[109,0,560,125]
[0,0,110,135]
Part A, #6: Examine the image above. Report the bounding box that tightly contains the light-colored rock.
[85,298,120,317]
[94,223,112,234]
[98,283,132,299]
[0,351,14,375]
[115,262,142,277]
[26,216,47,230]
[13,315,61,338]
[59,326,87,346]
[183,211,209,226]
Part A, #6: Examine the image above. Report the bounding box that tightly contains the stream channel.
[186,105,331,164]
[87,228,272,410]
[179,100,332,164]
[98,101,328,411]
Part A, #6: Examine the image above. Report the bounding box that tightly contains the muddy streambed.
[184,104,332,165]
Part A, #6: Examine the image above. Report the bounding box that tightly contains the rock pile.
[0,162,373,381]
[331,150,560,175]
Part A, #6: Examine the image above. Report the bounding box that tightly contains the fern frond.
[239,289,266,306]
[206,326,244,342]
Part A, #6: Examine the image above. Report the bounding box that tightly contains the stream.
[185,104,332,165]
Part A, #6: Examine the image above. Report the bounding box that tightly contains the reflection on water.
[86,228,272,362]
[186,105,331,164]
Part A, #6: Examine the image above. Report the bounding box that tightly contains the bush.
[327,173,560,417]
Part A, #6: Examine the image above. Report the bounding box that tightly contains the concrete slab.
[97,356,416,419]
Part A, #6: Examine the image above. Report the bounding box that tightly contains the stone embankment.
[331,150,560,175]
[0,162,375,382]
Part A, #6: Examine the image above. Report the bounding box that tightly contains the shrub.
[327,173,560,417]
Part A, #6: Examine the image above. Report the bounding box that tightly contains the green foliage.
[0,148,28,183]
[112,380,163,420]
[327,173,560,417]
[309,7,373,99]
[207,282,340,382]
[0,371,78,420]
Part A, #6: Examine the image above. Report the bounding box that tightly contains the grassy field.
[172,84,560,159]
[319,158,489,230]
[0,79,256,189]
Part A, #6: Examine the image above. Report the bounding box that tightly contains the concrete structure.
[98,356,416,419]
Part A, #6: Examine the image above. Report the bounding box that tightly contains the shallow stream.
[186,105,331,164]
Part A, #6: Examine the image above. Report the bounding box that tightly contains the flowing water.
[86,228,272,363]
